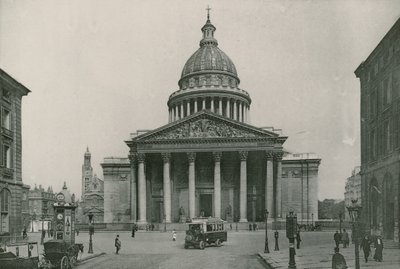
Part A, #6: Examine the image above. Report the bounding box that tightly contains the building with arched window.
[102,13,321,227]
[0,69,30,236]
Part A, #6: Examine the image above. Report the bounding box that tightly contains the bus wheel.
[215,239,221,247]
[199,241,205,250]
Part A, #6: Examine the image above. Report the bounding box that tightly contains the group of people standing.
[360,234,384,263]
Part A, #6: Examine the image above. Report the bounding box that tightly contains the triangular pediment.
[133,111,281,142]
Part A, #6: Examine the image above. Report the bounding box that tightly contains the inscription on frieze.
[151,119,261,139]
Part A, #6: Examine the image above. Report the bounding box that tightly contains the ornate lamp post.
[88,213,94,254]
[347,199,362,269]
[286,211,297,269]
[264,210,269,253]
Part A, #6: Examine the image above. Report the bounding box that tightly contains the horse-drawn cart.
[39,240,83,269]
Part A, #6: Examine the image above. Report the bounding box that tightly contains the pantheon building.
[102,14,320,226]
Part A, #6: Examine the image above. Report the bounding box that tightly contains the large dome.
[181,45,238,79]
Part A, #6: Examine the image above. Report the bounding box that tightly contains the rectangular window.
[2,109,10,130]
[3,145,10,168]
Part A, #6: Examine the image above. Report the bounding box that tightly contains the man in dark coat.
[331,247,347,269]
[131,225,136,238]
[341,229,349,248]
[360,235,371,262]
[296,231,301,249]
[115,235,121,254]
[334,231,341,248]
[373,235,383,262]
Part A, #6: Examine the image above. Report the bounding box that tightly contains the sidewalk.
[259,243,400,269]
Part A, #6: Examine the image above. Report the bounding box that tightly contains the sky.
[1,0,400,200]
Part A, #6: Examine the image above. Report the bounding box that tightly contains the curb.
[78,252,106,263]
[257,253,278,269]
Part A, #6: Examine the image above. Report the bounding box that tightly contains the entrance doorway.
[199,194,212,217]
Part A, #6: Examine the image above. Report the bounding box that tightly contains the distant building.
[0,69,30,236]
[344,166,361,221]
[28,185,55,232]
[355,17,400,242]
[77,147,104,223]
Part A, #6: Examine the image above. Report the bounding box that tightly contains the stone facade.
[344,166,361,221]
[77,148,104,223]
[102,14,321,225]
[355,17,400,242]
[0,69,30,236]
[28,185,55,232]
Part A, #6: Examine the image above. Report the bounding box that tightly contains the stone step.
[384,240,399,249]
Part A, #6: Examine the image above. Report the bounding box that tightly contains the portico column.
[265,151,274,216]
[187,152,196,219]
[211,97,214,112]
[239,151,248,222]
[137,153,147,224]
[194,99,198,113]
[226,99,230,118]
[213,152,222,218]
[274,152,283,218]
[162,153,172,223]
[128,152,137,221]
[233,100,237,120]
[187,100,190,116]
[219,99,223,115]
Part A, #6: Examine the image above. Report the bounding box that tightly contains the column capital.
[137,153,146,163]
[187,152,196,162]
[213,152,222,162]
[265,151,274,160]
[239,151,248,161]
[161,152,171,163]
[273,151,283,161]
[128,152,138,164]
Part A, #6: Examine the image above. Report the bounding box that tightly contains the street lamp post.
[164,214,167,232]
[311,213,314,230]
[347,199,362,269]
[264,210,269,253]
[339,212,343,234]
[286,211,297,269]
[88,213,94,254]
[40,215,44,245]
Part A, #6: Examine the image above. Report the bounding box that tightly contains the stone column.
[174,105,178,121]
[239,102,243,122]
[180,103,184,118]
[137,153,147,224]
[213,152,222,218]
[187,152,196,219]
[233,100,237,121]
[187,100,190,116]
[162,153,172,223]
[219,99,223,115]
[128,152,137,221]
[274,152,283,218]
[239,151,248,222]
[202,98,206,111]
[243,105,247,123]
[211,97,214,113]
[226,99,230,119]
[265,151,274,216]
[194,99,198,113]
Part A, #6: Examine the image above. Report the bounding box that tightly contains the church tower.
[82,147,93,200]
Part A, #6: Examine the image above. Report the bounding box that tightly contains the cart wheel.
[199,241,205,250]
[70,256,77,267]
[60,256,69,269]
[215,239,221,247]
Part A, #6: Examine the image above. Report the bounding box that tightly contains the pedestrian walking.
[341,229,349,248]
[41,229,46,240]
[334,231,341,249]
[22,228,27,239]
[252,223,256,231]
[172,230,177,241]
[249,224,252,231]
[331,247,347,269]
[360,235,371,263]
[373,235,384,262]
[115,235,121,254]
[296,231,301,249]
[230,223,232,230]
[76,227,79,236]
[131,225,136,238]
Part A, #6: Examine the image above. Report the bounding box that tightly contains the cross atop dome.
[206,5,211,22]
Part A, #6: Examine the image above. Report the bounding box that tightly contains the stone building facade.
[0,69,30,236]
[355,17,400,242]
[28,185,55,232]
[344,166,361,221]
[77,147,104,223]
[103,14,320,225]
